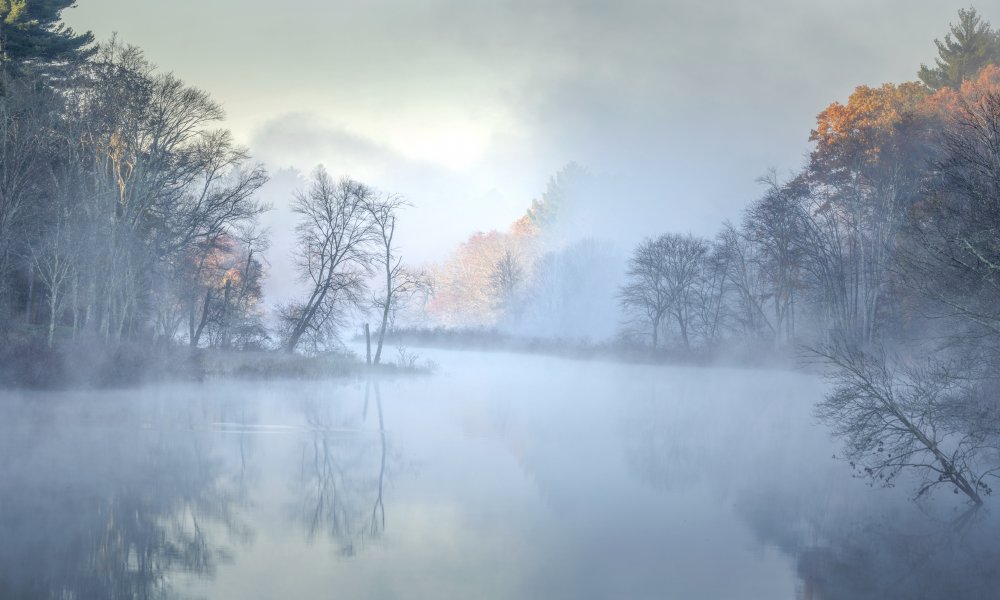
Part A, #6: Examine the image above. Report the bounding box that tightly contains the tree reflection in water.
[297,378,392,556]
[620,375,1000,600]
[0,390,252,600]
[740,487,1000,600]
[621,388,704,492]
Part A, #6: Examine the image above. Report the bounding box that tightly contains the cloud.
[67,0,980,256]
[250,112,405,180]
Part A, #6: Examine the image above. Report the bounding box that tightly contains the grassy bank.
[371,326,796,369]
[0,332,431,390]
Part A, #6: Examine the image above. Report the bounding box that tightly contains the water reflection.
[741,488,1000,600]
[622,385,704,491]
[618,368,1000,600]
[296,379,393,556]
[0,389,252,600]
[2,354,998,599]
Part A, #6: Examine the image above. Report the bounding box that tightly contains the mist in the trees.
[3,2,1000,598]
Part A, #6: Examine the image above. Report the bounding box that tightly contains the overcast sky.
[65,0,976,268]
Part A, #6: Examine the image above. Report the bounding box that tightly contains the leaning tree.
[284,168,376,353]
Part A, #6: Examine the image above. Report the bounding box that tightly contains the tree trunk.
[71,275,79,339]
[365,323,371,365]
[374,239,393,365]
[285,283,331,353]
[677,313,690,350]
[374,300,390,365]
[191,289,212,348]
[25,263,34,324]
[188,295,197,345]
[224,249,253,351]
[84,281,94,336]
[47,293,57,348]
[219,278,232,349]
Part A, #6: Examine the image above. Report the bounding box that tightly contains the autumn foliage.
[810,82,929,176]
[809,65,1000,183]
[426,223,537,327]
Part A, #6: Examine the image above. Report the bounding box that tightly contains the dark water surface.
[1,349,997,599]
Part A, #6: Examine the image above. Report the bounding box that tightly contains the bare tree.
[284,168,376,353]
[798,150,920,343]
[814,340,999,505]
[660,234,710,350]
[691,240,729,347]
[155,131,267,348]
[177,227,267,350]
[716,222,773,342]
[36,101,93,344]
[489,248,524,325]
[0,76,54,318]
[28,216,74,347]
[619,237,671,349]
[903,91,1000,348]
[365,194,429,364]
[215,226,270,350]
[742,173,804,343]
[621,233,709,350]
[80,40,230,342]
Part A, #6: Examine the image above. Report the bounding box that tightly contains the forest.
[2,3,1000,507]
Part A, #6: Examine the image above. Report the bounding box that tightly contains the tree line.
[0,37,270,352]
[0,2,428,379]
[616,8,1000,506]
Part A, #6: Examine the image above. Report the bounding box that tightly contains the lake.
[1,348,997,599]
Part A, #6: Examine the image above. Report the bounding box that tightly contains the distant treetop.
[919,7,1000,90]
[525,162,591,230]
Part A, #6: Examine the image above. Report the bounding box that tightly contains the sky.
[63,0,976,299]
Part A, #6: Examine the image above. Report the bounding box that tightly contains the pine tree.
[526,162,590,230]
[0,0,93,67]
[918,7,1000,90]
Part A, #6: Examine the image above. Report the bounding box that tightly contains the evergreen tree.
[918,7,1000,90]
[526,162,590,230]
[0,0,93,67]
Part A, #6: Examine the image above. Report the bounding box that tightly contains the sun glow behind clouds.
[388,123,494,170]
[244,95,504,174]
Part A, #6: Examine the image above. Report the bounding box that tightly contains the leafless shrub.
[814,340,1000,505]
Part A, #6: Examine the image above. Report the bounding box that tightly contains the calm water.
[1,349,997,600]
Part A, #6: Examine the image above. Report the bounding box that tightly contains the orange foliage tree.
[810,82,931,182]
[797,62,1000,342]
[923,63,1000,116]
[425,165,589,328]
[425,222,537,327]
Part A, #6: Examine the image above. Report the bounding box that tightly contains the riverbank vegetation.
[0,3,428,385]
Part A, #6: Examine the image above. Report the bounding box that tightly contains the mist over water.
[3,348,995,599]
[6,4,1000,600]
